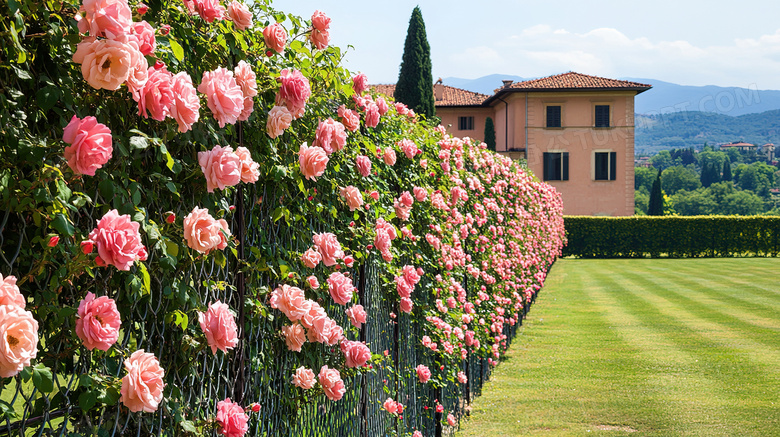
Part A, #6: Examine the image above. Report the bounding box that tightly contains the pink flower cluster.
[276,69,311,119]
[395,265,422,313]
[216,397,249,437]
[0,275,38,378]
[374,218,397,262]
[87,209,148,271]
[198,145,258,192]
[310,10,330,50]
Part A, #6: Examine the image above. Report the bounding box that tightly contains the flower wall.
[0,0,565,435]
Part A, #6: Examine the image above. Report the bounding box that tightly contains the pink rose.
[234,146,259,184]
[383,148,397,166]
[341,340,371,368]
[72,38,133,90]
[0,275,24,309]
[198,67,244,128]
[313,233,344,266]
[337,105,360,132]
[88,209,147,271]
[198,145,242,192]
[415,364,431,383]
[413,431,423,437]
[124,44,149,99]
[62,115,113,176]
[275,69,311,119]
[447,413,457,427]
[234,60,257,98]
[318,365,345,401]
[311,10,331,31]
[310,28,330,50]
[400,297,413,313]
[383,398,398,414]
[298,143,329,180]
[376,97,389,116]
[291,366,316,389]
[263,23,287,54]
[327,272,354,305]
[216,398,249,437]
[183,207,231,254]
[399,191,414,208]
[345,305,367,329]
[0,305,38,378]
[356,155,372,177]
[281,324,306,352]
[364,103,380,128]
[312,118,347,155]
[339,186,363,211]
[77,0,132,40]
[304,311,332,344]
[227,0,252,31]
[398,139,418,159]
[238,96,253,122]
[170,72,200,133]
[369,191,379,201]
[352,73,368,95]
[306,275,320,289]
[195,0,225,23]
[344,255,354,267]
[394,199,411,221]
[75,292,121,351]
[414,187,427,202]
[120,350,165,413]
[136,66,173,121]
[266,105,292,139]
[300,301,325,330]
[129,20,155,55]
[198,301,239,355]
[458,371,468,384]
[269,285,311,322]
[301,248,322,268]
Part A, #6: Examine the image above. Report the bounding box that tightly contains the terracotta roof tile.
[505,72,652,92]
[370,84,489,107]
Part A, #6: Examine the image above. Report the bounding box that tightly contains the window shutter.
[562,152,569,181]
[543,153,550,181]
[609,152,617,180]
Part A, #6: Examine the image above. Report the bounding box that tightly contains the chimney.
[434,82,443,101]
[502,79,514,88]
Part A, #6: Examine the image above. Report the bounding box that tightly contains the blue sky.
[275,0,780,89]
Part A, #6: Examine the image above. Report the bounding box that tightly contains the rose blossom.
[166,72,201,131]
[129,20,155,55]
[195,0,225,23]
[457,371,468,384]
[291,366,316,389]
[352,73,368,95]
[413,432,423,437]
[344,255,354,267]
[62,114,113,176]
[356,155,372,177]
[198,301,239,355]
[318,365,345,401]
[383,148,397,166]
[310,28,330,50]
[263,23,287,53]
[216,398,249,437]
[120,350,164,412]
[124,43,148,98]
[199,145,241,192]
[341,340,371,368]
[399,191,414,208]
[0,275,24,309]
[400,297,413,313]
[298,143,329,180]
[327,272,354,305]
[338,105,360,132]
[339,186,364,211]
[269,284,311,322]
[234,146,259,184]
[364,103,380,128]
[383,398,398,414]
[313,118,347,155]
[312,233,344,266]
[198,67,244,128]
[72,38,133,90]
[416,364,431,383]
[234,60,257,98]
[136,66,173,121]
[266,105,292,139]
[447,413,457,427]
[77,0,132,40]
[414,187,428,202]
[306,275,320,289]
[275,69,311,119]
[183,207,231,254]
[376,97,389,116]
[227,1,252,30]
[398,139,418,159]
[311,10,331,31]
[345,305,367,329]
[281,324,306,352]
[0,305,38,378]
[75,292,121,351]
[301,248,322,268]
[88,209,147,270]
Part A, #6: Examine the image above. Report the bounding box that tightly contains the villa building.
[374,72,652,216]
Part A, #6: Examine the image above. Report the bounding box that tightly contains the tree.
[650,150,674,170]
[670,189,717,215]
[700,162,719,187]
[484,117,496,152]
[662,165,701,195]
[634,166,656,192]
[722,191,765,215]
[648,169,664,216]
[394,7,435,118]
[722,158,732,181]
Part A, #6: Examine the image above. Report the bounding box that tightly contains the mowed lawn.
[456,258,780,437]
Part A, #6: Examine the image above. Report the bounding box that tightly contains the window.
[458,116,474,130]
[595,105,610,127]
[594,151,617,181]
[546,105,561,128]
[543,152,569,181]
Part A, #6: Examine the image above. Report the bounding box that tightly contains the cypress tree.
[394,7,435,118]
[700,162,711,187]
[648,169,664,216]
[722,158,732,181]
[484,117,496,152]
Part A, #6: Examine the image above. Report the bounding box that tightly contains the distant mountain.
[443,74,780,117]
[635,109,780,154]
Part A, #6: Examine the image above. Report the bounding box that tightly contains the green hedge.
[563,216,780,258]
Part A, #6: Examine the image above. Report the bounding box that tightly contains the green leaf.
[78,390,98,411]
[169,39,184,62]
[0,400,17,420]
[180,420,197,433]
[36,85,61,111]
[138,262,151,295]
[165,309,188,330]
[32,364,54,393]
[165,240,179,257]
[56,179,72,202]
[51,213,75,236]
[129,136,149,150]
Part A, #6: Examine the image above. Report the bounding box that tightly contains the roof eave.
[484,86,652,105]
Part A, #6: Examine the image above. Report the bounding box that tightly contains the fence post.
[358,262,368,437]
[233,123,246,404]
